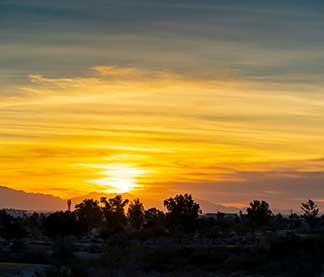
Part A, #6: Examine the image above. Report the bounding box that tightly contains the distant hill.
[196,199,241,214]
[0,186,240,213]
[0,186,66,211]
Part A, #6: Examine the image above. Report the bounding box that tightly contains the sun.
[90,163,147,193]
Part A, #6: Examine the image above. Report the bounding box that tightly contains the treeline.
[0,194,199,239]
[0,194,322,240]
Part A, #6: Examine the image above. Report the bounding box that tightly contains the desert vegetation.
[1,195,324,276]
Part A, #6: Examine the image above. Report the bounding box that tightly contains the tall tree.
[75,199,103,232]
[128,198,144,230]
[101,195,129,233]
[164,193,201,232]
[247,200,273,226]
[301,199,319,227]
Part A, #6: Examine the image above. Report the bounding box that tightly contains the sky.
[1,0,324,210]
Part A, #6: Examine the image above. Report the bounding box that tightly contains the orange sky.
[2,65,324,209]
[1,1,324,210]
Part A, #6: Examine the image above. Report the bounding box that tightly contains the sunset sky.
[1,1,324,210]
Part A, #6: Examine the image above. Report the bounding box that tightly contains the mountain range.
[0,185,240,213]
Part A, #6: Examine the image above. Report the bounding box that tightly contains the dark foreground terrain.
[1,195,323,276]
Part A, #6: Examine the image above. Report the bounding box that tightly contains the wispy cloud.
[1,1,324,207]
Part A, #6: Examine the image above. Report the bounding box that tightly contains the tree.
[144,208,166,228]
[246,200,273,226]
[44,211,81,237]
[301,199,319,227]
[164,193,201,232]
[128,198,144,230]
[75,199,103,232]
[101,195,129,233]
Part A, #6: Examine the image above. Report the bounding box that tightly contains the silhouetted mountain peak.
[0,185,65,211]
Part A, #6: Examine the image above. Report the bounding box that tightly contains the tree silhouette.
[164,193,201,232]
[101,195,129,233]
[44,211,81,237]
[75,199,103,232]
[144,208,166,228]
[247,200,272,226]
[301,199,319,227]
[127,198,144,230]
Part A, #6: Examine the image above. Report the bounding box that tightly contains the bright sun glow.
[88,163,148,193]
